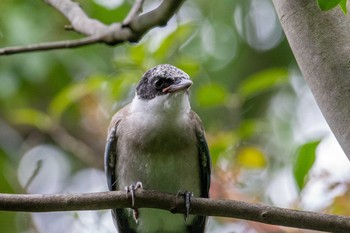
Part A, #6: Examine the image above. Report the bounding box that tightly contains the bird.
[104,64,211,233]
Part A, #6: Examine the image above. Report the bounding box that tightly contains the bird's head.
[131,64,193,115]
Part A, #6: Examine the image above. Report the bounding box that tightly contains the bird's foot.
[176,190,194,222]
[125,182,143,223]
[125,182,143,207]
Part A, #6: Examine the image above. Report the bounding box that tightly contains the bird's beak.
[162,79,193,94]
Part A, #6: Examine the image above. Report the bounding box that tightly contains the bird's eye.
[165,78,174,85]
[154,79,164,89]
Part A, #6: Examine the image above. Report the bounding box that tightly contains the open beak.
[162,79,193,94]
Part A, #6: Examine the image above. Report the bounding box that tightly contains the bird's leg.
[176,190,194,221]
[125,182,143,223]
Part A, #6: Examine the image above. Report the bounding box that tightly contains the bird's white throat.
[130,92,191,119]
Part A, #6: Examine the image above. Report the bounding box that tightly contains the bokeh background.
[1,0,350,232]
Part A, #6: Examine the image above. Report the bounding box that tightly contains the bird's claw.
[177,190,194,221]
[125,181,143,207]
[125,182,143,224]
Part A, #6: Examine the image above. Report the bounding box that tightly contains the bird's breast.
[116,112,201,195]
[116,114,202,232]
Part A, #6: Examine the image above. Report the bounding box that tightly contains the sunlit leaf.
[0,152,16,193]
[196,83,229,107]
[317,0,341,11]
[207,131,237,164]
[237,119,262,140]
[49,76,105,120]
[130,44,147,66]
[236,146,267,169]
[340,0,347,14]
[0,212,17,233]
[0,152,17,233]
[293,140,321,190]
[237,67,288,100]
[332,192,350,215]
[8,108,53,131]
[107,74,140,109]
[78,0,129,23]
[154,23,194,60]
[175,57,201,78]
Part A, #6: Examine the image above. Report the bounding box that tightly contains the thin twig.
[24,160,43,190]
[0,36,102,55]
[0,190,349,232]
[131,0,185,32]
[123,0,145,26]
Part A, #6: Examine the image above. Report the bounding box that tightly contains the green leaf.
[49,76,105,120]
[237,67,288,100]
[293,140,321,190]
[8,108,53,131]
[196,83,228,107]
[154,23,193,60]
[0,152,17,233]
[207,131,237,164]
[130,44,147,66]
[78,1,129,24]
[339,0,347,14]
[317,0,341,11]
[237,119,260,140]
[174,57,201,78]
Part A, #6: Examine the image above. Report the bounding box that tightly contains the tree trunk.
[272,0,350,159]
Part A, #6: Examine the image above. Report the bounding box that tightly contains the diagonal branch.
[130,0,184,33]
[0,0,185,56]
[0,190,349,232]
[43,0,109,35]
[123,0,146,26]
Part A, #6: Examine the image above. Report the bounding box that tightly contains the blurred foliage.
[0,0,346,232]
[236,146,267,169]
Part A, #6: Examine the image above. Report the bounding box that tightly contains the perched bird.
[104,64,211,233]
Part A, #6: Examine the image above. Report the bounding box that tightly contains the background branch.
[0,0,185,55]
[0,190,349,232]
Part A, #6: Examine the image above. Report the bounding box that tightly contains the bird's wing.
[104,105,137,232]
[104,119,120,191]
[105,104,131,191]
[188,111,211,233]
[191,111,211,198]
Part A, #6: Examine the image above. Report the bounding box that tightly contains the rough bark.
[272,0,350,158]
[1,190,350,232]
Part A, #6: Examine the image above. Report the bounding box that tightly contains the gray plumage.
[105,64,211,233]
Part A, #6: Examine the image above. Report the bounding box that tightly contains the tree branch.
[1,190,349,232]
[0,0,185,55]
[123,0,146,26]
[0,35,102,55]
[272,0,350,158]
[43,0,109,36]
